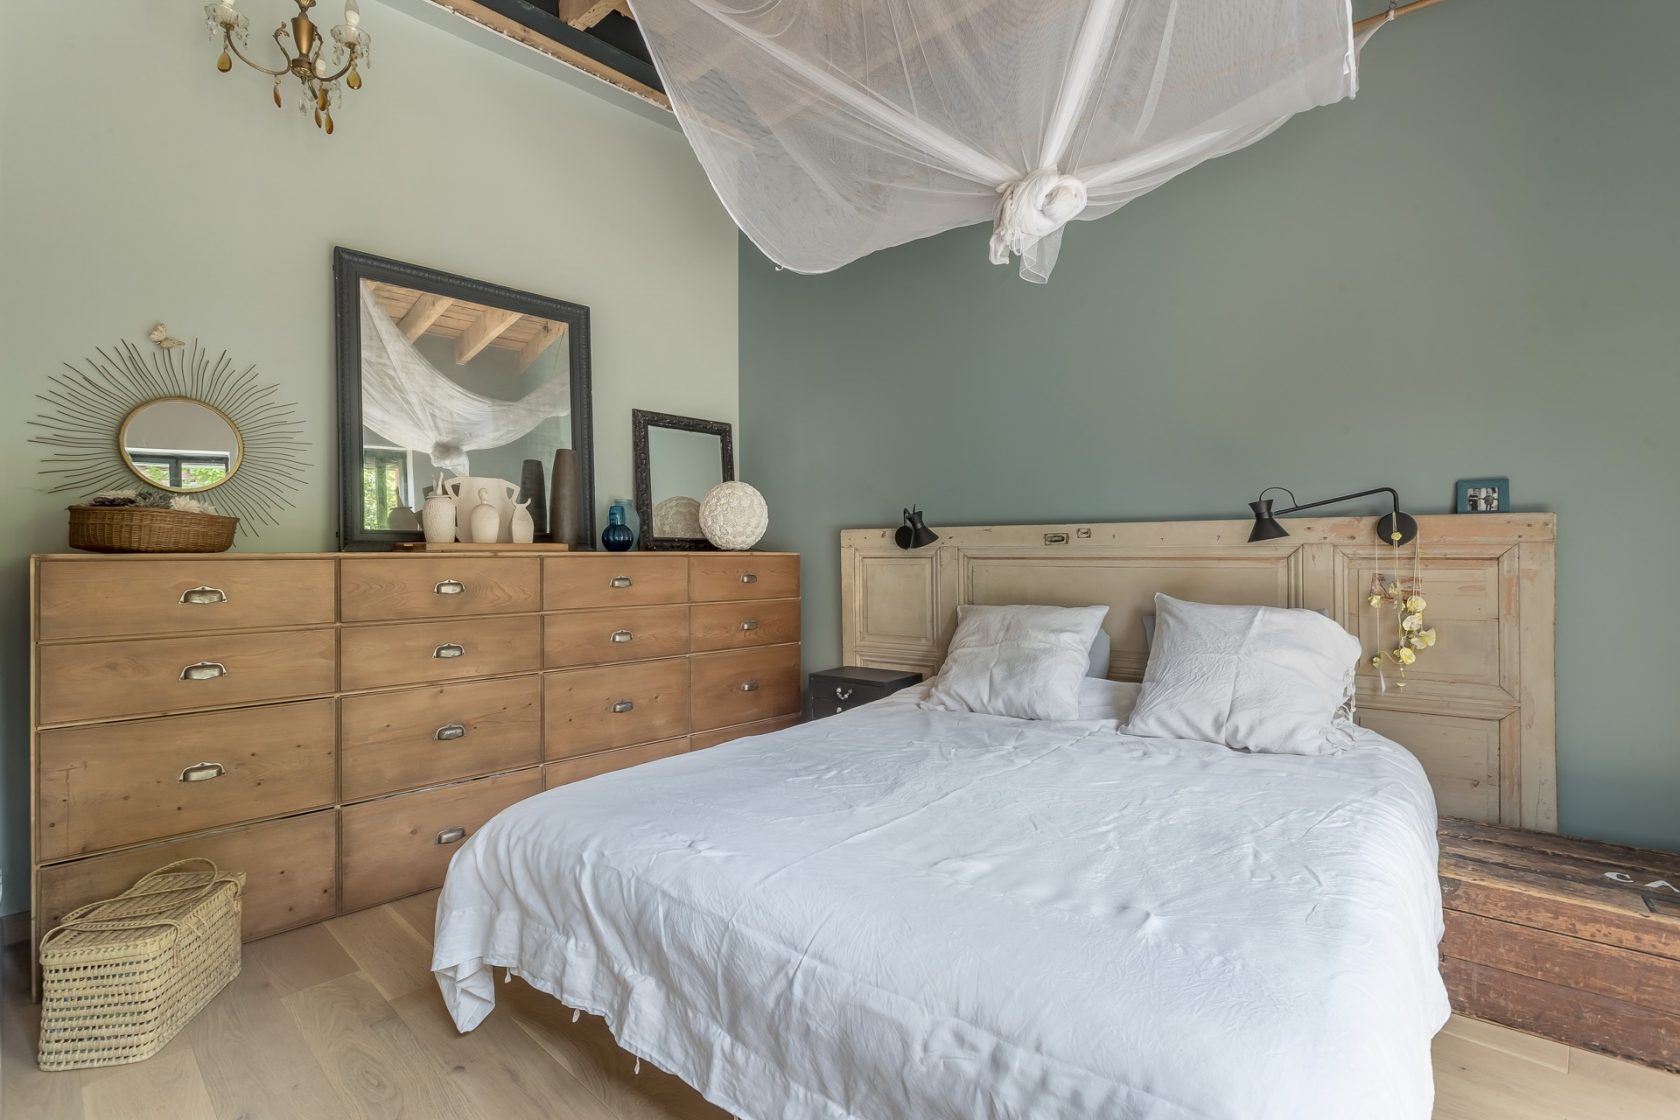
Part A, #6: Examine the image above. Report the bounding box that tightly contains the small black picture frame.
[1455,477,1509,514]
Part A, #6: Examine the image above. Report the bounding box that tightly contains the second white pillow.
[923,604,1110,721]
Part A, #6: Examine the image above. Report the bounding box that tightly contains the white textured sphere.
[698,481,768,550]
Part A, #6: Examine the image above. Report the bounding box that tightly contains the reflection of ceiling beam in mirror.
[559,0,629,30]
[398,293,455,341]
[518,320,569,373]
[456,307,524,364]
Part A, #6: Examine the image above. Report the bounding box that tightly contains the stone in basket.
[37,859,245,1071]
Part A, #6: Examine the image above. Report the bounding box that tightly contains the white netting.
[627,0,1364,282]
[358,283,569,474]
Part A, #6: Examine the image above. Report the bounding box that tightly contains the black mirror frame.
[631,408,735,551]
[333,247,595,551]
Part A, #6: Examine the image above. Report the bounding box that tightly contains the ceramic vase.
[421,474,456,544]
[601,502,634,552]
[549,449,581,548]
[510,499,535,544]
[469,488,500,545]
[445,477,519,542]
[519,459,547,539]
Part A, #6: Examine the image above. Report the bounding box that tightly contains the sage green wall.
[0,0,739,910]
[740,0,1680,850]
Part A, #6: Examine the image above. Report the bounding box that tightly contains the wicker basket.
[67,505,239,553]
[38,859,245,1072]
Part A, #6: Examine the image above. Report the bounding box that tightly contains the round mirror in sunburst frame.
[31,338,308,534]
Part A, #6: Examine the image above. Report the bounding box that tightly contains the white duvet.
[434,686,1448,1120]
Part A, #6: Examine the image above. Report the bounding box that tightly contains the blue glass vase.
[601,502,635,552]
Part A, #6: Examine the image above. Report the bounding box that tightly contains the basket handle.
[42,858,242,944]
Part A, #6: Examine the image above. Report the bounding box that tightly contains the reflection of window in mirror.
[119,397,242,493]
[362,447,412,531]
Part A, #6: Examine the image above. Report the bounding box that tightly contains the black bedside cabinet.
[807,666,923,720]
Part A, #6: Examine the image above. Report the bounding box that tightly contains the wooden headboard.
[841,514,1557,831]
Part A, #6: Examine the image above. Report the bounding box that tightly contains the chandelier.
[204,0,370,135]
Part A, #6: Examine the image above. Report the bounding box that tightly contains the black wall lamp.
[1247,486,1417,546]
[895,507,939,550]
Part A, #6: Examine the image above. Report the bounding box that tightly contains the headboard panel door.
[841,514,1556,831]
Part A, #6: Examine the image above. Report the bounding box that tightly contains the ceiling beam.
[518,320,569,372]
[558,0,627,31]
[398,294,455,342]
[456,307,524,364]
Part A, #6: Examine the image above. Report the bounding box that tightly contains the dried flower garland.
[1368,529,1438,689]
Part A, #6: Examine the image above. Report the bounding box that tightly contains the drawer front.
[691,644,803,731]
[544,605,690,668]
[341,676,541,801]
[689,554,799,602]
[37,700,337,861]
[36,811,337,947]
[340,769,541,912]
[341,556,540,622]
[690,599,800,653]
[37,628,338,725]
[37,558,336,641]
[689,714,801,751]
[544,658,690,759]
[544,555,688,610]
[543,739,687,790]
[340,615,540,691]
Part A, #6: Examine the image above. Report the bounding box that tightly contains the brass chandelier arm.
[311,47,361,85]
[222,27,292,79]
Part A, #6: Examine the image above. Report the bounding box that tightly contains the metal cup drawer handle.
[739,572,758,584]
[436,826,467,845]
[435,723,467,741]
[611,699,635,713]
[739,619,760,631]
[178,586,227,606]
[610,629,634,643]
[434,579,466,596]
[740,679,760,692]
[835,686,853,701]
[433,643,466,659]
[180,661,227,681]
[610,576,633,588]
[179,761,225,783]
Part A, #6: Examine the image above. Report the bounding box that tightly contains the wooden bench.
[1438,818,1680,1072]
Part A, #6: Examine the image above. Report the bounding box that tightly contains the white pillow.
[1123,593,1360,755]
[1087,628,1111,677]
[923,604,1110,721]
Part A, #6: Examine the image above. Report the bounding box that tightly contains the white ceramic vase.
[510,499,535,544]
[421,474,457,544]
[468,488,500,545]
[444,476,519,543]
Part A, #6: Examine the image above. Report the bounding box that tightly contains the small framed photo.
[1455,477,1509,514]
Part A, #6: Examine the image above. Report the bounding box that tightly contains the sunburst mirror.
[31,336,308,534]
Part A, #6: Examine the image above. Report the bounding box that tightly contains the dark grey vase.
[519,459,548,538]
[550,449,581,548]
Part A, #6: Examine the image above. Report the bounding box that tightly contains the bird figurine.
[147,323,184,349]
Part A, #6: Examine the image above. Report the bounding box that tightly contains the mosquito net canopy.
[627,0,1364,282]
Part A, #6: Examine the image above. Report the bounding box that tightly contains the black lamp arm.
[1269,486,1402,520]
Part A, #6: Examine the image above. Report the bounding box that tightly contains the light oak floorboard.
[7,909,1680,1120]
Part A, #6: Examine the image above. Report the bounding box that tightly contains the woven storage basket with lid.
[38,859,244,1071]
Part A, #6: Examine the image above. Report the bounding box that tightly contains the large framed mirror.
[632,409,735,550]
[333,248,594,550]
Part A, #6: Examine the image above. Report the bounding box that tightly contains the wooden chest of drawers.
[29,550,802,977]
[1439,818,1680,1072]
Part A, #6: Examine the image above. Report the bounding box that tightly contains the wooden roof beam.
[456,307,523,364]
[398,294,455,342]
[518,320,568,372]
[559,0,628,31]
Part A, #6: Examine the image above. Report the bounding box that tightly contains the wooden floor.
[4,892,1677,1120]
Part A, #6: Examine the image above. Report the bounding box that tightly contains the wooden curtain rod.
[1353,0,1451,34]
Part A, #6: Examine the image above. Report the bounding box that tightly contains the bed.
[434,679,1450,1120]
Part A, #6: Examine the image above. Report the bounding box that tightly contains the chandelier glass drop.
[204,0,370,135]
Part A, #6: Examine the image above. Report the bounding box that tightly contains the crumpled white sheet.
[434,691,1447,1120]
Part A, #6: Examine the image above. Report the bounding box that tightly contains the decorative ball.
[698,481,768,550]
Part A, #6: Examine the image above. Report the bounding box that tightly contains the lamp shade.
[1247,499,1289,542]
[895,507,938,550]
